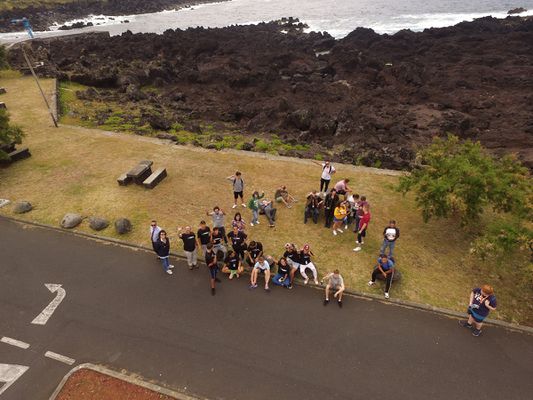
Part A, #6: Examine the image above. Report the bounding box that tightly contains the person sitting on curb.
[272,257,291,288]
[178,226,198,270]
[246,240,263,268]
[260,199,277,227]
[274,185,297,208]
[250,255,271,291]
[247,190,265,226]
[205,243,220,296]
[283,243,300,290]
[154,230,174,275]
[299,244,319,285]
[380,220,400,258]
[211,226,227,260]
[222,250,244,279]
[459,285,497,337]
[368,254,395,299]
[322,269,345,307]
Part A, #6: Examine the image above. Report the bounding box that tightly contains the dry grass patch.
[1,74,531,325]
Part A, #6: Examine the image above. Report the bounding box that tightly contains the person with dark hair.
[247,190,265,226]
[153,230,174,275]
[323,189,339,228]
[250,255,271,291]
[227,225,247,260]
[211,226,227,260]
[246,240,264,267]
[353,195,368,232]
[304,191,322,224]
[206,206,227,244]
[222,250,243,279]
[334,178,352,198]
[313,159,336,194]
[368,254,395,299]
[283,243,300,290]
[227,171,246,209]
[205,243,220,295]
[354,204,371,252]
[197,220,211,256]
[232,212,246,232]
[178,226,198,270]
[459,285,497,337]
[332,201,348,236]
[272,257,291,288]
[380,220,400,257]
[299,244,319,285]
[149,220,162,252]
[274,185,296,208]
[260,199,277,227]
[322,269,345,307]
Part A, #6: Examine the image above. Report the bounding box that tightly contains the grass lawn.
[1,72,532,325]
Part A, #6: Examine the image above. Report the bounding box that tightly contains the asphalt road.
[0,217,532,400]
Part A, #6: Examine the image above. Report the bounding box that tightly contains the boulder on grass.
[61,213,83,229]
[115,218,132,234]
[13,201,32,214]
[89,216,109,231]
[0,199,11,208]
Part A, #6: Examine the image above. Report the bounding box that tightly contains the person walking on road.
[227,171,246,209]
[178,226,198,270]
[299,244,319,285]
[205,243,220,295]
[248,191,265,226]
[228,225,248,260]
[154,230,174,275]
[368,254,395,299]
[354,204,371,252]
[322,269,345,307]
[250,255,271,291]
[380,220,400,258]
[323,189,339,228]
[222,249,244,279]
[313,159,336,194]
[206,206,228,244]
[459,285,497,337]
[197,220,211,256]
[272,257,291,288]
[149,220,162,252]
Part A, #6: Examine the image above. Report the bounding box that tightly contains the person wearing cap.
[322,269,345,307]
[299,244,319,285]
[459,285,497,337]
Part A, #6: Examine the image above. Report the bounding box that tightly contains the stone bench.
[0,88,6,95]
[117,173,132,186]
[9,147,31,162]
[0,142,16,154]
[126,162,152,185]
[143,167,167,189]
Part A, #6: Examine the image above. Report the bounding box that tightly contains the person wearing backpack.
[247,190,264,226]
[227,171,246,209]
[313,160,336,194]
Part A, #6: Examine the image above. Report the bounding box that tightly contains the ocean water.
[2,0,533,43]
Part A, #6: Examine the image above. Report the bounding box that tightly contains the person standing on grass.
[332,201,348,236]
[206,206,228,244]
[178,226,198,270]
[304,190,322,224]
[272,257,291,288]
[354,204,371,251]
[459,285,497,337]
[246,240,264,268]
[231,212,246,232]
[322,269,345,307]
[334,178,352,198]
[149,220,162,252]
[227,225,248,260]
[247,190,264,226]
[368,254,395,299]
[205,243,220,296]
[353,195,368,232]
[211,226,227,260]
[283,243,300,290]
[197,220,211,256]
[222,249,244,279]
[380,220,400,258]
[350,194,361,231]
[299,244,319,285]
[154,230,174,275]
[227,171,246,209]
[250,255,271,291]
[324,189,339,228]
[313,159,336,193]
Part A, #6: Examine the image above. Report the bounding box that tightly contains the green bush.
[0,109,24,159]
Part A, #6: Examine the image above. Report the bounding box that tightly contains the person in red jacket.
[353,204,371,252]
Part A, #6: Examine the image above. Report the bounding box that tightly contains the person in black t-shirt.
[205,243,220,295]
[283,243,300,289]
[222,250,243,279]
[272,257,291,288]
[323,189,339,228]
[178,226,198,270]
[227,226,247,260]
[246,241,264,267]
[197,220,211,256]
[211,227,227,260]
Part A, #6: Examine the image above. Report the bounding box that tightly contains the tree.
[0,109,24,159]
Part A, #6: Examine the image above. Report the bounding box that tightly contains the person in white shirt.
[249,256,271,291]
[313,160,336,193]
[149,220,161,252]
[380,220,400,258]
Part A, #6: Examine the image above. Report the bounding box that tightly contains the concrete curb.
[2,215,533,335]
[48,363,203,400]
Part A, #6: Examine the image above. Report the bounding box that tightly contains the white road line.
[0,364,30,395]
[44,351,76,366]
[31,283,66,325]
[0,337,30,349]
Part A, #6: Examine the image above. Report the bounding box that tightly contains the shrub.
[0,109,24,159]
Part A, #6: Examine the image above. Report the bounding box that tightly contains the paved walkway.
[0,217,532,400]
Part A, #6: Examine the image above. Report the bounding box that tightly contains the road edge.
[48,363,203,400]
[2,215,533,335]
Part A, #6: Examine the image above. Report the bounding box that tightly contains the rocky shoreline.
[0,0,228,33]
[8,16,533,169]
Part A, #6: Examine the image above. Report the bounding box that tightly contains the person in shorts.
[272,257,291,288]
[196,220,211,256]
[322,269,345,307]
[332,201,348,236]
[283,243,300,289]
[274,185,296,208]
[249,256,271,291]
[222,250,243,279]
[459,285,497,337]
[227,171,246,209]
[211,227,227,260]
[178,226,198,270]
[205,243,220,295]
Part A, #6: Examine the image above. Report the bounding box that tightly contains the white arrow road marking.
[31,284,66,325]
[44,351,75,366]
[0,337,30,350]
[0,364,29,395]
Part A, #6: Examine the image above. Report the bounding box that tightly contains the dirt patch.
[56,368,176,400]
